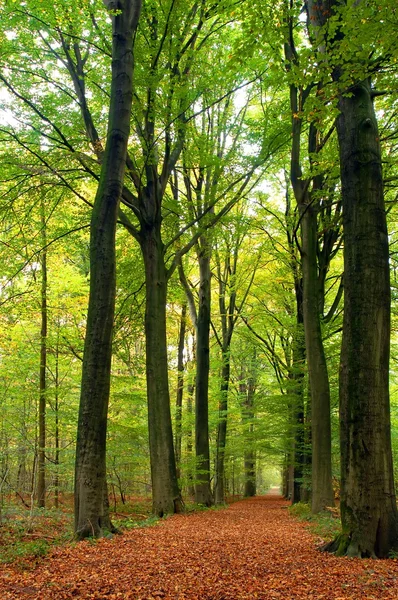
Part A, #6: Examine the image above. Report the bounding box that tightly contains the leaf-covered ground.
[1,493,398,599]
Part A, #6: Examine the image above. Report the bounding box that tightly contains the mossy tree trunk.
[306,0,398,556]
[335,80,398,557]
[195,244,213,506]
[37,205,47,509]
[285,24,334,511]
[243,369,257,498]
[300,203,334,511]
[175,304,187,479]
[74,0,141,539]
[141,222,183,516]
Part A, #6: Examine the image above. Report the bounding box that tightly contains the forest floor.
[1,491,398,599]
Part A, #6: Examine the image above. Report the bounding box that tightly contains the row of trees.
[1,0,398,557]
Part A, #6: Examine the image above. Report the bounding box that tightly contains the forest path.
[1,494,398,599]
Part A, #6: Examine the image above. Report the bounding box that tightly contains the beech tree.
[306,0,398,556]
[74,0,142,538]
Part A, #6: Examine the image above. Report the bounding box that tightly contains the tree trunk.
[301,205,334,512]
[37,222,47,509]
[333,79,398,557]
[195,248,213,506]
[54,333,60,509]
[291,320,305,505]
[186,381,195,498]
[175,304,187,479]
[243,373,256,498]
[141,225,183,516]
[214,356,230,504]
[74,0,141,539]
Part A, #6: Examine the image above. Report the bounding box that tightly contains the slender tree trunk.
[186,381,195,498]
[301,206,334,511]
[37,224,47,509]
[214,356,230,504]
[175,304,187,479]
[301,387,312,503]
[243,373,256,498]
[74,0,141,539]
[54,334,60,509]
[291,320,305,505]
[195,248,213,505]
[141,225,183,516]
[285,19,334,512]
[332,79,398,557]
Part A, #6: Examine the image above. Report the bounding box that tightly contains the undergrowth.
[289,502,341,544]
[0,506,72,569]
[1,495,235,568]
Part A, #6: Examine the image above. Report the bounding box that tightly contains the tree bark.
[301,205,334,511]
[175,304,187,479]
[195,246,213,506]
[304,0,398,558]
[285,9,335,512]
[334,79,398,557]
[243,371,256,498]
[291,320,306,505]
[214,357,230,504]
[74,0,141,539]
[54,332,60,509]
[37,211,47,509]
[141,224,183,516]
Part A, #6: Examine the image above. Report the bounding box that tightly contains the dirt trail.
[1,495,398,599]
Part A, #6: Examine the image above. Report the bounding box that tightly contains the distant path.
[1,495,398,599]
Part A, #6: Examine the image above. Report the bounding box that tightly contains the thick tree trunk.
[37,235,47,509]
[195,249,213,506]
[214,357,230,504]
[141,226,183,516]
[333,80,398,557]
[301,206,334,512]
[175,304,187,479]
[74,0,141,539]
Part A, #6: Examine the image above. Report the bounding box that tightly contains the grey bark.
[307,0,398,556]
[37,206,47,509]
[74,0,141,539]
[335,79,398,557]
[175,304,187,479]
[195,245,213,506]
[285,25,334,511]
[141,225,183,515]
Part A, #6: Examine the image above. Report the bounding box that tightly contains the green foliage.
[0,505,72,567]
[289,503,341,543]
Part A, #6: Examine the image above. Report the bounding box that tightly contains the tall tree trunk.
[195,248,213,505]
[291,319,305,505]
[186,380,195,498]
[301,206,334,511]
[175,304,187,479]
[54,332,60,509]
[141,225,183,516]
[304,0,398,558]
[214,355,230,504]
[243,371,256,498]
[285,15,334,512]
[333,79,398,557]
[74,0,141,539]
[37,214,47,509]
